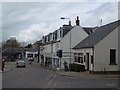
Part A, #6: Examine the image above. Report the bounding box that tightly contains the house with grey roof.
[37,16,97,70]
[2,48,38,61]
[73,20,120,73]
[39,22,73,68]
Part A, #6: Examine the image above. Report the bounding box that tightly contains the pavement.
[1,60,119,79]
[32,61,119,79]
[0,62,16,73]
[56,70,119,79]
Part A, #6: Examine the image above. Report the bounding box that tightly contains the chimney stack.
[76,16,80,26]
[69,21,71,26]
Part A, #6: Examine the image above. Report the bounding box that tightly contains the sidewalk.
[56,70,119,79]
[32,61,56,71]
[0,62,15,72]
[28,61,120,79]
[32,61,119,78]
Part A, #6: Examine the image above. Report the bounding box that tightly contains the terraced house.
[35,17,119,72]
[38,16,97,70]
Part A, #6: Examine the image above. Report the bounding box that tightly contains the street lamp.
[60,17,72,64]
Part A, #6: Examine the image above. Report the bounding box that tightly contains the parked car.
[16,60,26,68]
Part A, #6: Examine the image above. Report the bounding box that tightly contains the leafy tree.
[25,43,32,48]
[2,37,21,50]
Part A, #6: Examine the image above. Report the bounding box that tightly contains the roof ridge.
[73,20,120,49]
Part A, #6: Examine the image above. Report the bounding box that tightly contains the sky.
[1,0,120,44]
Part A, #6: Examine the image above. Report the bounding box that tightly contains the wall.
[60,26,88,52]
[60,26,88,69]
[73,48,93,71]
[94,27,118,72]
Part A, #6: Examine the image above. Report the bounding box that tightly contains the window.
[110,49,117,65]
[91,55,93,64]
[74,56,77,62]
[60,30,62,37]
[74,53,84,64]
[27,54,33,58]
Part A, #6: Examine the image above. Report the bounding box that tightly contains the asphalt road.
[2,60,119,89]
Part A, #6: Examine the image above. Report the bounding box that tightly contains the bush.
[69,63,85,72]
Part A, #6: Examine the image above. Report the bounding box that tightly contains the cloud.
[81,2,118,27]
[1,1,119,43]
[1,0,120,2]
[15,21,64,43]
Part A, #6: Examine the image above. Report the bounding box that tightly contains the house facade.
[59,25,89,69]
[40,24,72,68]
[38,16,97,69]
[73,20,119,73]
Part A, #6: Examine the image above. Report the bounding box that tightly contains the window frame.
[74,53,84,64]
[109,49,117,65]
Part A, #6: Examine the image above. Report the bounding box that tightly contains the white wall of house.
[25,51,38,59]
[60,26,88,52]
[52,42,60,68]
[53,42,60,53]
[73,48,93,71]
[43,44,52,59]
[94,27,118,72]
[60,26,88,69]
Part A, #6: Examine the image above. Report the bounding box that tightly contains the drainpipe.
[92,47,94,73]
[38,45,40,63]
[51,41,54,68]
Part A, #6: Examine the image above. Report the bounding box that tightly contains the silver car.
[16,60,26,68]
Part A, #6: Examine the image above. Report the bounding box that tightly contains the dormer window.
[50,33,53,41]
[53,33,55,40]
[60,29,63,37]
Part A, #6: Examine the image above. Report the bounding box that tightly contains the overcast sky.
[1,0,120,44]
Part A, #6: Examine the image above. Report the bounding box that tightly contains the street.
[2,60,119,89]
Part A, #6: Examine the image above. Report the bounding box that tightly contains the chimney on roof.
[69,21,71,26]
[76,16,80,26]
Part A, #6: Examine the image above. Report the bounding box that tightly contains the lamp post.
[38,44,40,63]
[60,17,72,64]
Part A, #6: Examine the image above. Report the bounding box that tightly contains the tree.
[2,37,21,50]
[25,43,32,48]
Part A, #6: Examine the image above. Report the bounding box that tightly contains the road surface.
[2,60,119,89]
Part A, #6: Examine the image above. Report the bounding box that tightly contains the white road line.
[46,74,53,79]
[67,83,70,88]
[106,83,116,87]
[52,82,57,89]
[45,74,57,88]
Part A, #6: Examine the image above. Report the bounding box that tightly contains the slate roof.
[2,48,38,57]
[82,27,98,35]
[42,24,73,45]
[33,40,42,45]
[73,20,120,49]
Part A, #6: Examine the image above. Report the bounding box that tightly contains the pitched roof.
[2,48,38,57]
[82,27,98,35]
[73,20,120,49]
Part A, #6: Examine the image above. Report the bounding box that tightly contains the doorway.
[86,53,89,71]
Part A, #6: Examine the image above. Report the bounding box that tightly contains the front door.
[86,53,89,71]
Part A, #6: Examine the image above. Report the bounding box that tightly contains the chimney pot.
[76,16,80,26]
[69,21,71,26]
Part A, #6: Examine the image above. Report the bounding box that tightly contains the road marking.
[106,83,116,87]
[52,82,57,88]
[45,74,57,88]
[67,83,70,88]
